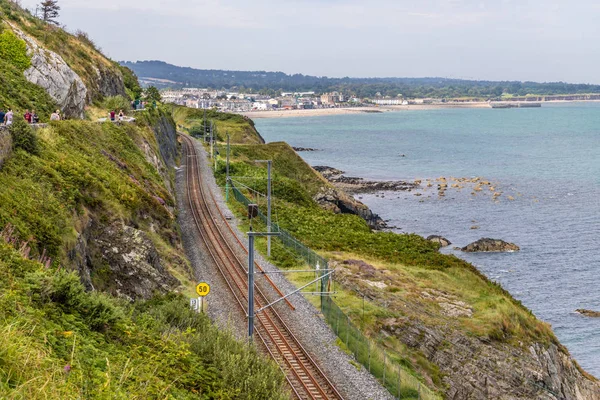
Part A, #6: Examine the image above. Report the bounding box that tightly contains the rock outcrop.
[94,65,127,99]
[72,220,178,301]
[313,186,386,230]
[576,309,600,318]
[9,25,88,118]
[427,235,451,247]
[462,238,520,252]
[313,165,418,194]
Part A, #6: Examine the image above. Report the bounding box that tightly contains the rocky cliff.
[2,5,128,118]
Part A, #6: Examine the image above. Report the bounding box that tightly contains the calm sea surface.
[255,103,600,375]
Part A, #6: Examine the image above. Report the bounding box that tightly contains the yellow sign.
[196,282,211,297]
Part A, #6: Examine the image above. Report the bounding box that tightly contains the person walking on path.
[118,110,124,121]
[109,110,116,122]
[50,110,61,121]
[31,110,39,124]
[5,109,13,126]
[0,110,5,126]
[24,109,32,124]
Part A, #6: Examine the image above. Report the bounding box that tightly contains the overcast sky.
[19,0,600,83]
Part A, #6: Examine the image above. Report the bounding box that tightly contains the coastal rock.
[292,146,319,152]
[462,238,520,252]
[342,259,377,277]
[9,24,88,118]
[313,165,418,194]
[426,235,452,247]
[313,186,386,230]
[576,309,600,318]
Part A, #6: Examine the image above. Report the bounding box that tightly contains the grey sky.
[20,0,600,83]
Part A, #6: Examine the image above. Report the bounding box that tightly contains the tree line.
[121,60,600,99]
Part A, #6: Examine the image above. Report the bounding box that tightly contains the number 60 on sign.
[196,282,210,297]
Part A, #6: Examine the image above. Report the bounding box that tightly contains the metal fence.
[229,180,440,400]
[321,296,440,400]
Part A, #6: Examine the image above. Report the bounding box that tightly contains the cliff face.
[9,24,88,118]
[335,262,600,400]
[66,112,184,300]
[2,6,128,118]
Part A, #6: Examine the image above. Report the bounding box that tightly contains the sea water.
[255,102,600,375]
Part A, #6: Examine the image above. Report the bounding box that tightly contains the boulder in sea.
[426,235,452,247]
[461,238,520,252]
[576,309,600,318]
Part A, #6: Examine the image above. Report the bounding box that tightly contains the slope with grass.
[0,108,289,398]
[172,105,265,144]
[190,108,600,399]
[0,0,130,117]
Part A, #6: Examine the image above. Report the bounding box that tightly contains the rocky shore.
[313,166,418,194]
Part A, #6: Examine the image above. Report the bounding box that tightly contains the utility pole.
[255,160,272,257]
[210,121,214,159]
[226,133,230,201]
[203,108,206,142]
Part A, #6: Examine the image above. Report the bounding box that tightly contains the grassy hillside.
[0,0,128,103]
[0,111,288,398]
[175,108,568,393]
[171,105,264,144]
[0,241,286,399]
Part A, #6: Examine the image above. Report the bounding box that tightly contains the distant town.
[161,88,418,112]
[160,88,600,113]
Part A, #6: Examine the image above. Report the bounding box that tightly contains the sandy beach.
[241,102,491,119]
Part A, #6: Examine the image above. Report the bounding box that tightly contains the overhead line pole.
[226,133,230,201]
[255,160,272,257]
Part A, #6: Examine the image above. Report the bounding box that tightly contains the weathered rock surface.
[313,186,386,229]
[335,258,600,399]
[427,235,452,247]
[94,65,127,99]
[576,309,600,318]
[462,238,520,252]
[292,146,320,152]
[71,220,178,301]
[313,165,418,194]
[9,25,88,118]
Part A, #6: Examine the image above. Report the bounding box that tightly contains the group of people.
[109,109,126,122]
[0,108,62,126]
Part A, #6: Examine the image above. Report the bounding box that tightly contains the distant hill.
[121,60,600,99]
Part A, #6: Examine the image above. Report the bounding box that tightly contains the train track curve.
[180,133,344,400]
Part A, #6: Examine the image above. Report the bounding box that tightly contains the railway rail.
[180,133,344,400]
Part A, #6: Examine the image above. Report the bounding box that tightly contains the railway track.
[180,134,344,400]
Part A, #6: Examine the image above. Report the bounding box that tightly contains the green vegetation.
[0,109,288,398]
[0,0,129,103]
[0,240,286,399]
[0,29,30,71]
[180,110,559,394]
[172,105,263,144]
[103,95,132,112]
[123,60,600,99]
[0,54,57,119]
[0,114,174,262]
[0,22,57,117]
[9,117,38,155]
[119,65,143,100]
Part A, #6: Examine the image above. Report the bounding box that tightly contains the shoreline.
[240,99,600,119]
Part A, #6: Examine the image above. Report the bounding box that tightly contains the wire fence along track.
[229,180,441,400]
[181,134,343,400]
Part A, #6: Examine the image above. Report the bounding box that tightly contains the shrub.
[102,95,131,112]
[0,30,30,71]
[9,117,38,155]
